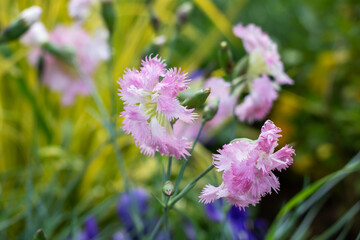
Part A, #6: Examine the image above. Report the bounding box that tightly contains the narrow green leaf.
[313,201,360,240]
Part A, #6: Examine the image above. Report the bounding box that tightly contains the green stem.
[167,28,179,66]
[164,207,170,239]
[169,165,215,208]
[77,68,130,192]
[148,215,165,240]
[173,121,205,195]
[166,156,172,181]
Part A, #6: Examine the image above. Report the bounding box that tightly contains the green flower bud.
[41,42,77,67]
[101,0,116,36]
[232,56,248,79]
[218,41,234,77]
[162,180,175,196]
[149,9,161,32]
[0,6,42,44]
[33,229,47,240]
[203,98,219,122]
[182,88,211,109]
[176,2,193,28]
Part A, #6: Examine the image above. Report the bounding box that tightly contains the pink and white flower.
[233,23,293,85]
[235,75,278,123]
[25,25,109,105]
[199,120,295,209]
[119,55,197,159]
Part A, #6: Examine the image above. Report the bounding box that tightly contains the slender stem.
[167,28,179,66]
[106,35,117,121]
[166,156,172,181]
[169,165,215,208]
[174,121,205,195]
[148,215,165,240]
[164,208,170,239]
[77,68,130,192]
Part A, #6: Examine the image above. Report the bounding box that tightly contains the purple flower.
[118,55,197,158]
[117,188,149,230]
[67,216,98,240]
[84,216,98,239]
[199,120,295,208]
[227,206,248,236]
[204,199,225,222]
[112,231,130,240]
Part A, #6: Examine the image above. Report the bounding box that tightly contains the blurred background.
[0,0,360,239]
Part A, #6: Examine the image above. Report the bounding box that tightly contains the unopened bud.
[150,10,161,32]
[176,2,193,28]
[20,6,42,26]
[162,180,175,196]
[218,41,233,76]
[20,22,49,46]
[153,35,166,46]
[182,88,211,109]
[232,56,248,79]
[203,99,219,122]
[0,6,42,44]
[41,42,77,66]
[33,229,47,240]
[101,0,116,36]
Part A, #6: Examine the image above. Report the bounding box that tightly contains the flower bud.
[218,41,234,76]
[41,42,77,66]
[182,88,211,109]
[176,2,193,28]
[101,0,116,36]
[162,180,175,196]
[149,9,161,32]
[0,6,42,44]
[20,6,42,26]
[232,56,248,79]
[33,229,47,240]
[20,22,49,46]
[203,98,219,122]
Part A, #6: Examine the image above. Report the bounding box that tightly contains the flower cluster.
[233,23,293,123]
[233,23,293,85]
[199,120,295,208]
[118,55,196,158]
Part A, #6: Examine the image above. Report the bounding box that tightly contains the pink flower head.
[26,25,109,105]
[235,75,278,123]
[199,120,295,209]
[233,23,293,85]
[119,55,197,159]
